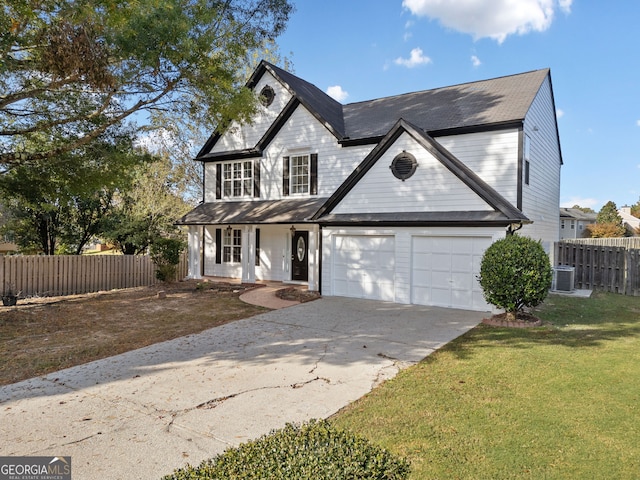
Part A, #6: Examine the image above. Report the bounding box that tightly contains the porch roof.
[176,198,329,226]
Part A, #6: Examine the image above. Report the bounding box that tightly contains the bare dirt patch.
[0,280,267,386]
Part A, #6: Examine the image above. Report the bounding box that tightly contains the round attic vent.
[390,151,418,181]
[259,85,275,107]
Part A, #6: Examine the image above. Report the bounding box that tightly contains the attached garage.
[331,235,395,301]
[323,229,497,312]
[411,236,492,311]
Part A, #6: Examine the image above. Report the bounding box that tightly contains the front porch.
[185,224,321,291]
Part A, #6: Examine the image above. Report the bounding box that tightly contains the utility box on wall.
[553,266,575,292]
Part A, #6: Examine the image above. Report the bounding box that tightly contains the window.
[290,155,309,194]
[524,134,531,186]
[561,220,565,229]
[223,228,241,263]
[570,220,575,230]
[223,161,253,198]
[283,154,317,196]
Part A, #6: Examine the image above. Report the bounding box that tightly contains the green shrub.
[478,234,552,320]
[150,237,185,282]
[162,419,410,480]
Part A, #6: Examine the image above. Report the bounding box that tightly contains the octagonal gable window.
[259,85,275,107]
[390,151,418,181]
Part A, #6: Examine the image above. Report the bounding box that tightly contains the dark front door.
[291,230,309,282]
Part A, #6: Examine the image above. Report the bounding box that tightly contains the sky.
[274,0,640,212]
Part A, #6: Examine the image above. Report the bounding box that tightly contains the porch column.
[308,224,319,292]
[241,225,256,284]
[187,225,202,279]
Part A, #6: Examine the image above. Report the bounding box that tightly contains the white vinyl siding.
[332,132,493,215]
[259,106,371,200]
[207,72,292,154]
[519,75,562,250]
[435,129,520,205]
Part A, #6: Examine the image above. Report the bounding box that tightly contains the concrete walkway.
[0,297,485,480]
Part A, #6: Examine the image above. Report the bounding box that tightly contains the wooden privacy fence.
[0,253,188,298]
[555,241,640,296]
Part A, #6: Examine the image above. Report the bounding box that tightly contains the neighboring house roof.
[176,198,328,225]
[198,61,554,158]
[559,208,597,222]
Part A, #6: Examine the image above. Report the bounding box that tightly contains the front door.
[291,230,309,282]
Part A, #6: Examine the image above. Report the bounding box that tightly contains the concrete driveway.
[0,297,484,479]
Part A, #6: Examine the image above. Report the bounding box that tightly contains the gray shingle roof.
[342,69,550,140]
[176,198,328,225]
[560,208,597,221]
[200,61,550,156]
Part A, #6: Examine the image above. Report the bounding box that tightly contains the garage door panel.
[332,235,395,302]
[411,235,491,311]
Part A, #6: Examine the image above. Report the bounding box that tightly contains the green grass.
[332,292,640,479]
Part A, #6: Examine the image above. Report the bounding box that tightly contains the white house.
[559,207,596,239]
[619,206,640,235]
[177,61,562,311]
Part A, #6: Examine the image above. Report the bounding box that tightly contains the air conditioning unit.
[553,266,575,292]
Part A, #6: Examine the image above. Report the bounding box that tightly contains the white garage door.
[332,235,395,301]
[411,236,492,311]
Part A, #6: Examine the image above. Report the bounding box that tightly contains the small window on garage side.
[390,151,418,181]
[524,134,531,186]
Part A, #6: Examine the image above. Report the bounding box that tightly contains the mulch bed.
[482,312,543,328]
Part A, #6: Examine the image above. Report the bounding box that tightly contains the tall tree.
[631,199,640,219]
[587,200,626,238]
[144,41,294,203]
[1,0,293,169]
[102,155,192,254]
[0,131,149,254]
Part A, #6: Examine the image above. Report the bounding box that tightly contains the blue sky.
[275,0,640,212]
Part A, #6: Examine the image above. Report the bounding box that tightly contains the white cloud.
[561,197,599,210]
[326,85,349,102]
[394,47,432,68]
[636,119,640,127]
[556,108,565,118]
[471,55,481,67]
[402,0,572,43]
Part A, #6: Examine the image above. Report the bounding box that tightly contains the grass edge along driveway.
[332,292,640,479]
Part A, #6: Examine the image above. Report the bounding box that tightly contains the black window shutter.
[282,156,290,196]
[254,159,261,198]
[215,164,222,199]
[310,153,318,195]
[215,228,222,264]
[255,228,261,266]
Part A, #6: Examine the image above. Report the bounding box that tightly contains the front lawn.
[332,292,640,479]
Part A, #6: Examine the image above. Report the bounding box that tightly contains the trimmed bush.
[478,234,552,320]
[150,237,185,282]
[162,419,410,480]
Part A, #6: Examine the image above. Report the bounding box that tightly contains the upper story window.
[215,159,260,200]
[291,155,309,194]
[283,153,318,197]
